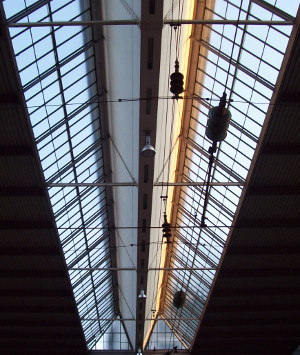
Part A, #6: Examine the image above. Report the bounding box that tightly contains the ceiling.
[0,0,300,354]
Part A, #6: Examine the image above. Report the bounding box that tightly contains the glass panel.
[162,0,299,348]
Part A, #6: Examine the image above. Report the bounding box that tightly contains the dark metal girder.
[0,319,80,327]
[0,331,84,339]
[0,145,33,156]
[0,94,19,104]
[0,247,59,256]
[0,186,44,196]
[207,303,300,313]
[212,287,300,297]
[261,144,300,155]
[202,317,300,327]
[235,218,300,228]
[278,91,300,102]
[0,289,72,297]
[191,340,298,354]
[0,221,54,229]
[219,267,300,277]
[226,246,300,255]
[0,305,75,313]
[247,185,300,196]
[0,269,65,278]
[197,328,300,338]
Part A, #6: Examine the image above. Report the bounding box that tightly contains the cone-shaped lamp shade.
[138,289,146,299]
[141,135,156,157]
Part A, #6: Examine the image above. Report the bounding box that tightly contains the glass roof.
[4,0,120,349]
[156,0,299,349]
[3,0,300,351]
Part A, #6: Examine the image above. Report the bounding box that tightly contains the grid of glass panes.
[93,317,132,351]
[162,0,297,347]
[146,317,185,351]
[4,0,116,348]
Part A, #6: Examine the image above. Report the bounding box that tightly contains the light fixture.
[141,134,156,158]
[138,289,146,299]
[137,347,142,355]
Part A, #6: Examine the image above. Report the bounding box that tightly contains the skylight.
[4,0,118,349]
[155,0,299,349]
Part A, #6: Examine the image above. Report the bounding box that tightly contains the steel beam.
[48,182,137,187]
[154,181,244,187]
[7,19,294,28]
[69,267,217,271]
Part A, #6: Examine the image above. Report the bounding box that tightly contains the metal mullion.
[174,231,217,268]
[27,53,94,117]
[39,130,71,165]
[69,116,100,148]
[247,2,293,37]
[230,108,264,140]
[68,103,98,130]
[186,138,245,183]
[61,209,108,249]
[183,157,208,182]
[15,28,52,57]
[61,52,94,81]
[50,0,77,16]
[51,184,85,216]
[170,255,210,290]
[167,274,205,313]
[71,128,99,155]
[67,230,109,269]
[218,144,250,173]
[80,187,106,212]
[197,65,270,120]
[71,126,99,155]
[54,24,89,51]
[30,95,63,125]
[198,40,274,91]
[55,185,103,219]
[47,140,102,183]
[230,89,268,121]
[61,207,108,247]
[35,97,97,144]
[76,159,105,182]
[207,1,291,38]
[23,41,94,92]
[233,72,271,102]
[176,203,202,228]
[172,251,213,290]
[25,72,59,103]
[42,149,72,177]
[74,269,110,300]
[75,160,105,186]
[94,284,114,309]
[207,192,236,219]
[76,272,111,306]
[200,225,227,247]
[19,38,62,73]
[63,68,95,100]
[179,187,203,217]
[207,23,283,73]
[184,151,209,177]
[7,0,51,24]
[243,27,286,56]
